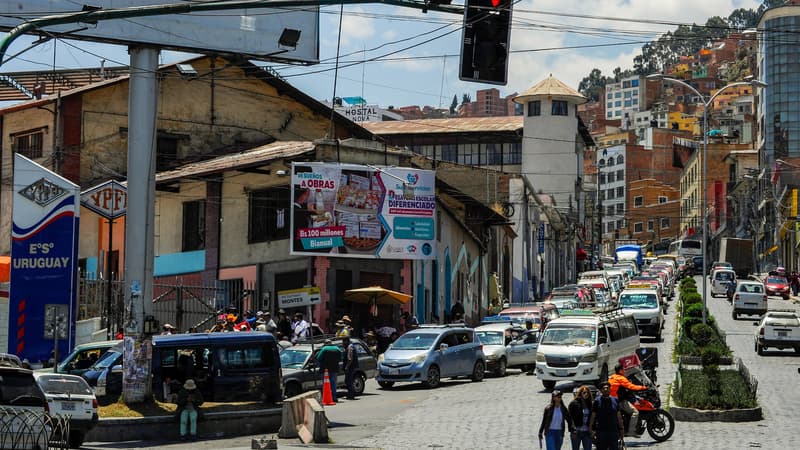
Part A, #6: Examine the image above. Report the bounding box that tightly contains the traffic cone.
[322,369,336,406]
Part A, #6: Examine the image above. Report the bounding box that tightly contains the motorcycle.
[726,281,736,303]
[622,366,675,442]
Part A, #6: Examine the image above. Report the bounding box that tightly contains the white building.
[605,75,647,128]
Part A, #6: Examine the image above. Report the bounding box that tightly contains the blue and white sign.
[9,154,80,364]
[537,223,545,255]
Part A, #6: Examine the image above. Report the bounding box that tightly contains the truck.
[719,237,753,277]
[615,244,643,269]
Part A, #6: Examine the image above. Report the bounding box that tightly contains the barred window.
[14,129,45,159]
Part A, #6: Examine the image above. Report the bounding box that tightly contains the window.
[182,200,206,251]
[217,345,273,370]
[598,159,605,167]
[441,144,457,162]
[607,189,615,200]
[661,217,670,229]
[616,187,624,197]
[658,196,667,204]
[249,187,290,243]
[157,136,179,171]
[552,100,568,116]
[13,129,45,159]
[608,172,615,183]
[616,155,624,165]
[615,101,622,107]
[634,196,643,207]
[607,206,615,216]
[617,169,624,180]
[599,190,605,201]
[528,100,541,116]
[606,321,622,341]
[599,173,606,184]
[647,220,654,231]
[616,203,624,213]
[617,219,624,229]
[634,222,643,232]
[619,316,638,338]
[487,143,503,164]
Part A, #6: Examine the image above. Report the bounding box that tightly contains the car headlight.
[536,352,545,362]
[486,354,499,360]
[410,353,427,363]
[581,352,598,363]
[377,353,385,363]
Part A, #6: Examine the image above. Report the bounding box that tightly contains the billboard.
[9,154,80,364]
[291,163,436,260]
[0,1,319,64]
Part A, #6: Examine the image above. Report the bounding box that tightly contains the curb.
[670,405,763,422]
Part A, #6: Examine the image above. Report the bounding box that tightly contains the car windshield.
[620,293,658,309]
[767,277,787,284]
[541,325,596,347]
[766,315,800,327]
[37,376,92,395]
[92,350,120,370]
[475,331,505,345]
[279,349,311,369]
[391,333,437,350]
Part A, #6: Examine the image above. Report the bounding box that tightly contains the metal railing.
[0,406,70,450]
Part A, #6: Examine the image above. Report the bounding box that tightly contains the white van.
[710,269,736,297]
[535,309,640,390]
[618,289,664,340]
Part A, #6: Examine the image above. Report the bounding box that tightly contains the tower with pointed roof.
[513,74,588,210]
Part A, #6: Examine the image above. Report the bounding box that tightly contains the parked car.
[499,303,560,330]
[0,366,51,450]
[710,269,737,298]
[376,325,485,389]
[34,372,99,448]
[474,323,538,376]
[280,337,377,398]
[708,261,733,277]
[689,256,704,275]
[81,342,123,404]
[732,281,768,320]
[754,310,800,355]
[39,340,121,377]
[0,352,22,367]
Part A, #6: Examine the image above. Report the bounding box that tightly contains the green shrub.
[680,277,696,288]
[691,323,715,346]
[682,292,702,305]
[701,347,722,366]
[674,369,757,409]
[684,303,705,318]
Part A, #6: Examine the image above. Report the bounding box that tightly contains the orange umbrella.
[0,255,10,283]
[344,286,412,305]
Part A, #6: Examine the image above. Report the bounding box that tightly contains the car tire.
[732,311,737,320]
[423,365,441,389]
[783,295,790,300]
[757,343,765,356]
[68,430,84,449]
[378,380,395,389]
[794,346,800,355]
[542,380,557,391]
[472,361,485,382]
[494,358,507,377]
[353,373,366,395]
[283,382,302,399]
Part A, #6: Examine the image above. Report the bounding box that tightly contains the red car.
[764,276,790,300]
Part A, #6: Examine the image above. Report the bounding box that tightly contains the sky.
[0,1,764,109]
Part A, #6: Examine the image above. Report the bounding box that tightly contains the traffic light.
[459,0,513,85]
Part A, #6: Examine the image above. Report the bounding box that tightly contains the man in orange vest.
[608,364,647,437]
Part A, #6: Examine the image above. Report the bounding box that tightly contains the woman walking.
[568,386,593,450]
[538,390,575,450]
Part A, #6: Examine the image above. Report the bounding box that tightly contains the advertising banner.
[291,162,436,259]
[9,154,80,364]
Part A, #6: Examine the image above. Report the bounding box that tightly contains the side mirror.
[111,364,123,375]
[439,343,449,351]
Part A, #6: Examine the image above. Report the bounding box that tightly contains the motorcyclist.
[608,363,648,437]
[726,278,736,301]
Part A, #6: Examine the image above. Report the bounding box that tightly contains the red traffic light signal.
[459,0,513,85]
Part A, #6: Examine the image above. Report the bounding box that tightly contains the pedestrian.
[292,312,310,343]
[161,324,175,335]
[791,271,800,296]
[342,336,359,399]
[277,309,292,340]
[568,385,593,450]
[450,299,465,322]
[315,339,343,402]
[176,379,204,441]
[589,381,624,450]
[538,389,575,450]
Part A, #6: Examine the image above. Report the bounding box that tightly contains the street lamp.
[646,74,767,324]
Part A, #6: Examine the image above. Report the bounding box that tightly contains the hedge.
[675,369,758,409]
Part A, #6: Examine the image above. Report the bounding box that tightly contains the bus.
[667,239,702,257]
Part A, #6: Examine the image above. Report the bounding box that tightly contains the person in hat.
[334,320,351,338]
[315,339,343,402]
[538,389,575,449]
[342,336,360,400]
[245,310,258,328]
[161,324,175,335]
[363,331,378,354]
[176,379,204,441]
[277,309,292,340]
[292,312,310,343]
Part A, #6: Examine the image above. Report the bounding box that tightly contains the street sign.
[278,287,321,309]
[537,223,545,254]
[81,180,127,219]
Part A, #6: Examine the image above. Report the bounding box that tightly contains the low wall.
[85,408,282,442]
[670,405,763,422]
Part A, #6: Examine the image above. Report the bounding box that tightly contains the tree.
[578,68,607,102]
[728,8,759,30]
[461,93,472,104]
[450,95,458,114]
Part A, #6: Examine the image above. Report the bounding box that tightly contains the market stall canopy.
[344,286,411,305]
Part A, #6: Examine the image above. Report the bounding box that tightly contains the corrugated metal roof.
[156,141,315,183]
[362,116,523,135]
